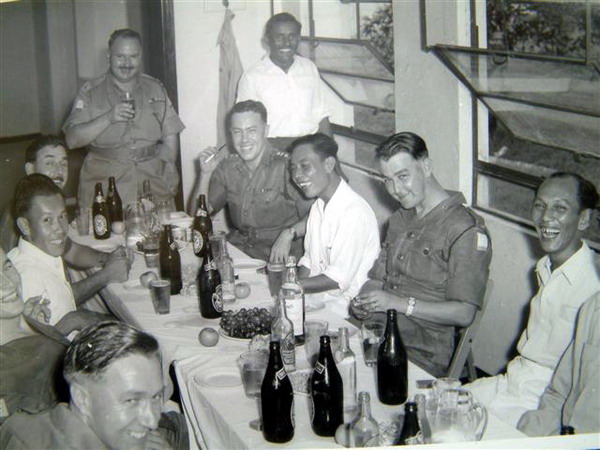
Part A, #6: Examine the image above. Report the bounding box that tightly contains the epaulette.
[140,73,164,87]
[80,74,107,92]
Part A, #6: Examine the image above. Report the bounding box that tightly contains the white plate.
[219,328,252,341]
[193,369,242,389]
[233,258,267,272]
[305,300,325,313]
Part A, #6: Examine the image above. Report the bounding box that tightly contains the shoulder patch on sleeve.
[476,232,489,251]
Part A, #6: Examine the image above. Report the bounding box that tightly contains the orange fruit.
[235,282,251,299]
[198,327,219,347]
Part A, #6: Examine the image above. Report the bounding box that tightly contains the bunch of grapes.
[220,307,273,339]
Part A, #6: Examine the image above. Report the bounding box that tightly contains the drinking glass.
[238,351,269,398]
[209,232,227,261]
[266,262,286,299]
[142,236,159,269]
[76,207,91,236]
[360,320,385,367]
[150,279,170,314]
[304,320,328,366]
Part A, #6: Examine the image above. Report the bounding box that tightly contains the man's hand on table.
[102,248,132,283]
[351,280,402,319]
[269,229,294,263]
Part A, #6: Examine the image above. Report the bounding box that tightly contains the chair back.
[446,280,494,381]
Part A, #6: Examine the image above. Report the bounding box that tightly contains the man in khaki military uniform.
[63,29,185,207]
[197,100,312,261]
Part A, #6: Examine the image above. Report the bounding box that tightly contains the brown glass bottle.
[159,225,182,295]
[377,309,408,405]
[394,402,421,445]
[197,245,222,318]
[192,195,212,257]
[92,182,111,240]
[310,335,343,437]
[106,176,123,222]
[261,341,295,443]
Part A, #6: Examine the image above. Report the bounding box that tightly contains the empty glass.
[360,320,385,367]
[237,351,269,398]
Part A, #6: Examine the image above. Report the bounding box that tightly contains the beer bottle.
[282,256,305,345]
[261,341,295,443]
[310,335,343,437]
[197,245,222,318]
[192,195,212,257]
[92,182,111,240]
[348,392,379,447]
[334,327,357,422]
[106,176,123,222]
[216,237,235,303]
[377,309,408,405]
[394,402,422,445]
[271,293,295,372]
[159,225,182,295]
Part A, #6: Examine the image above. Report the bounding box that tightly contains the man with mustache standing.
[63,29,185,207]
[237,13,332,152]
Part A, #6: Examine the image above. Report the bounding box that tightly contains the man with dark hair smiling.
[351,131,492,377]
[466,172,599,427]
[0,321,186,449]
[197,100,312,260]
[7,174,130,329]
[284,133,379,316]
[237,13,332,150]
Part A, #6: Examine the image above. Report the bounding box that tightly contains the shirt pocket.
[406,237,448,287]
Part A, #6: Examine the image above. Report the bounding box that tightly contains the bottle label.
[93,215,108,234]
[212,285,223,312]
[281,333,295,366]
[196,210,208,217]
[204,260,217,271]
[284,296,304,338]
[276,367,287,381]
[315,361,325,375]
[169,241,179,252]
[192,230,204,254]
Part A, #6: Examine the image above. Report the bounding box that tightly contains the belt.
[236,226,285,241]
[88,144,159,163]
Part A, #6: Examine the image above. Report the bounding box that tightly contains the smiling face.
[532,176,589,267]
[379,152,431,213]
[78,353,164,450]
[18,193,68,257]
[26,145,68,190]
[290,143,336,201]
[0,249,24,319]
[267,20,300,72]
[109,36,142,84]
[230,111,268,167]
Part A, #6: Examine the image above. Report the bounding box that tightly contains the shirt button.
[423,248,430,255]
[408,232,415,238]
[399,255,405,261]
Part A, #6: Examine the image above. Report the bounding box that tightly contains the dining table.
[68,218,599,450]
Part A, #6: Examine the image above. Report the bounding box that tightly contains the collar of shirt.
[314,178,351,215]
[16,238,67,277]
[536,241,591,287]
[399,190,466,225]
[263,54,302,75]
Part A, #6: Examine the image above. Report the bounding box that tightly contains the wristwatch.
[405,297,416,317]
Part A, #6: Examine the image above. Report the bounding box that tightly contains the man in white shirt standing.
[466,172,599,427]
[278,133,379,316]
[237,13,332,151]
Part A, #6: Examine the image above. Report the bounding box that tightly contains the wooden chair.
[447,280,493,382]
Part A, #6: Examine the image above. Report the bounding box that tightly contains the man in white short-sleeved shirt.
[280,134,379,316]
[237,13,331,149]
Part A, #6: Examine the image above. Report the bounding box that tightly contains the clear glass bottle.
[216,237,235,303]
[271,293,295,372]
[348,392,379,447]
[334,327,357,422]
[281,255,305,345]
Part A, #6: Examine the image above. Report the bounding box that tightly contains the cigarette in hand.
[204,144,227,163]
[39,290,47,305]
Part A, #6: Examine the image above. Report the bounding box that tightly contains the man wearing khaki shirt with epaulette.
[63,28,185,207]
[197,100,312,261]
